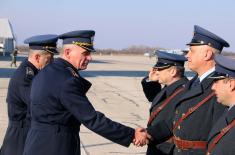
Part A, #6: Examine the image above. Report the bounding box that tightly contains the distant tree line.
[16,45,235,56]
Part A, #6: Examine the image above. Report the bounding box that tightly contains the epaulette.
[25,67,34,78]
[66,67,79,77]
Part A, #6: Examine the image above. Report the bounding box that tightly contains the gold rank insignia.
[72,41,93,47]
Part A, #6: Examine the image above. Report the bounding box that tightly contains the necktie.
[191,78,200,88]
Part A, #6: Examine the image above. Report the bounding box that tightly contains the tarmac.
[0,54,194,155]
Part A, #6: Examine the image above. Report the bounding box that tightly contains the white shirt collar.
[199,67,215,82]
[228,104,235,111]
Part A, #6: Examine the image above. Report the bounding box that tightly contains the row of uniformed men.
[141,25,235,155]
[0,26,234,155]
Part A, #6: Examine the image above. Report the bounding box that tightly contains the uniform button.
[178,125,181,130]
[175,110,179,114]
[173,121,176,125]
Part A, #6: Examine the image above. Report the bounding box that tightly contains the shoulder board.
[26,67,34,77]
[66,67,79,77]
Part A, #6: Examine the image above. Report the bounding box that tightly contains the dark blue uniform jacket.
[1,60,38,155]
[141,77,162,102]
[23,58,134,155]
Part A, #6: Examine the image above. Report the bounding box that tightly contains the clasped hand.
[133,128,152,147]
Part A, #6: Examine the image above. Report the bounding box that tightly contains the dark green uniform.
[10,49,17,67]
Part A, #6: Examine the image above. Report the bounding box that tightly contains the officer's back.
[1,34,58,155]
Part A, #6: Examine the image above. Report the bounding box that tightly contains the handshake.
[133,127,152,147]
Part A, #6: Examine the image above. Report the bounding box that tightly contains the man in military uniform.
[0,34,58,155]
[141,57,161,102]
[206,55,235,155]
[10,48,18,67]
[145,25,229,154]
[23,30,148,155]
[142,51,188,155]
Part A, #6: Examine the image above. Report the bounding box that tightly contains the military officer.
[141,62,161,102]
[10,48,18,67]
[206,55,235,155]
[23,30,148,155]
[0,34,58,155]
[145,25,229,155]
[142,51,188,155]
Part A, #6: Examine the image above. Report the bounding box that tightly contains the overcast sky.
[0,0,234,51]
